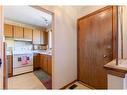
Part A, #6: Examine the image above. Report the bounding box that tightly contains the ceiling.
[4,6,52,28]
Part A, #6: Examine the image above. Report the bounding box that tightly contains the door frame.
[77,6,118,86]
[0,6,3,89]
[0,6,7,89]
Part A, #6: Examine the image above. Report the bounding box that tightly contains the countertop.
[6,50,52,56]
[104,59,127,78]
[33,50,52,55]
[104,59,127,72]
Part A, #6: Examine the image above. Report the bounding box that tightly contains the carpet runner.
[34,70,52,89]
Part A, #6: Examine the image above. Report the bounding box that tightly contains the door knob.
[0,58,2,67]
[103,55,107,58]
[107,45,111,49]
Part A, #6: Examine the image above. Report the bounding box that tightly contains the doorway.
[3,6,54,89]
[77,6,117,89]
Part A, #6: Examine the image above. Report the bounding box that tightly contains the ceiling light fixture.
[42,16,49,27]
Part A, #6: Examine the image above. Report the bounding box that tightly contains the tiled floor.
[8,72,46,89]
[66,81,91,89]
[8,72,90,90]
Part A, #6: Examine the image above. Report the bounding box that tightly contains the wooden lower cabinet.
[33,53,40,70]
[42,54,48,72]
[40,54,44,70]
[33,53,52,75]
[40,54,52,75]
[47,55,52,75]
[7,55,13,77]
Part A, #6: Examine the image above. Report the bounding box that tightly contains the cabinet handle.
[0,58,2,67]
[103,55,107,58]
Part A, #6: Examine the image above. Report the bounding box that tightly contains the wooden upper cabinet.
[33,29,41,44]
[4,24,13,37]
[14,26,23,39]
[24,28,33,40]
[40,31,48,45]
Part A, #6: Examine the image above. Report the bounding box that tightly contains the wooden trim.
[112,6,118,59]
[3,42,8,89]
[60,80,77,89]
[106,69,125,78]
[116,7,119,65]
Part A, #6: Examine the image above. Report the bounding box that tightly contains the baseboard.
[78,81,95,89]
[60,80,77,89]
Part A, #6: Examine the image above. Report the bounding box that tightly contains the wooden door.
[33,29,40,44]
[78,6,117,89]
[24,27,33,40]
[4,24,13,38]
[14,26,23,38]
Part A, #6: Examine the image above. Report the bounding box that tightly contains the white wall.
[77,6,105,18]
[41,6,77,89]
[107,74,127,89]
[108,74,124,89]
[41,6,105,89]
[123,6,127,58]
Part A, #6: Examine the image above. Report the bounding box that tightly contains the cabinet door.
[47,55,52,75]
[33,53,40,70]
[40,31,48,45]
[24,28,33,40]
[7,55,13,77]
[33,29,40,44]
[14,26,23,38]
[40,54,44,70]
[4,24,13,37]
[43,32,48,45]
[43,55,48,72]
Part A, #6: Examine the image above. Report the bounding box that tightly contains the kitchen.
[4,6,53,89]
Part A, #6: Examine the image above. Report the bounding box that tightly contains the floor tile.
[8,72,46,89]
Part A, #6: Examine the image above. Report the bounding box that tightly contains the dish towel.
[22,56,28,65]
